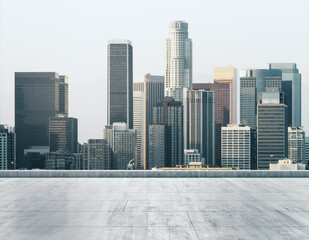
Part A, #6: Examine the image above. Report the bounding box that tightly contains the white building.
[270,159,305,170]
[184,149,201,166]
[165,21,192,103]
[288,127,305,163]
[221,124,254,170]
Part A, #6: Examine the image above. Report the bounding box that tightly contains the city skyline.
[0,0,309,143]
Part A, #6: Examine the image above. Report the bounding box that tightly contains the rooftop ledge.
[0,170,308,178]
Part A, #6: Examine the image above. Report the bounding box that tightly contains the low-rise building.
[269,159,305,170]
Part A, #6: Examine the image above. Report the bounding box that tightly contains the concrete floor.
[0,178,308,240]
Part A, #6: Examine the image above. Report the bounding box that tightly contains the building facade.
[305,137,309,166]
[15,72,60,168]
[165,21,192,103]
[49,116,78,154]
[0,125,16,170]
[58,75,68,115]
[184,149,201,166]
[221,124,256,170]
[103,123,136,170]
[107,40,133,129]
[214,67,237,124]
[269,63,301,127]
[148,124,166,169]
[153,97,183,167]
[288,127,305,163]
[183,89,215,166]
[240,69,282,128]
[192,83,230,166]
[257,92,287,170]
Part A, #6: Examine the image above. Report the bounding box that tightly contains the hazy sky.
[1,0,308,143]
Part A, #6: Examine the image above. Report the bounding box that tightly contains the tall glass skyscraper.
[269,63,301,127]
[58,75,68,115]
[15,72,60,168]
[165,21,192,103]
[107,40,133,129]
[240,69,282,128]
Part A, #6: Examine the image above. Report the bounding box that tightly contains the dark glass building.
[0,125,16,170]
[58,75,68,115]
[153,97,183,168]
[107,40,133,129]
[15,72,59,168]
[192,83,230,167]
[49,116,78,154]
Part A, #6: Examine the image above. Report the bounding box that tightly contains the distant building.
[103,123,136,170]
[269,159,305,170]
[192,83,230,167]
[288,127,305,163]
[184,149,201,166]
[24,146,49,169]
[257,92,288,170]
[269,63,301,127]
[214,67,237,124]
[240,69,282,128]
[15,72,60,168]
[153,97,183,167]
[107,40,133,129]
[45,151,75,170]
[49,115,78,154]
[148,124,166,168]
[134,74,164,170]
[165,21,192,103]
[82,139,111,170]
[305,137,309,166]
[0,125,16,170]
[58,75,68,115]
[183,89,215,166]
[221,124,256,170]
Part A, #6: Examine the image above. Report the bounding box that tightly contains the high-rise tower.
[165,21,192,103]
[107,40,133,129]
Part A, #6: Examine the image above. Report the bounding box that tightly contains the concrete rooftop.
[0,176,309,239]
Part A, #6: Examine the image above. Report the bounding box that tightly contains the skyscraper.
[153,97,183,167]
[0,125,16,170]
[107,40,133,129]
[257,92,287,170]
[183,89,215,166]
[49,115,78,154]
[192,83,230,166]
[214,67,237,124]
[288,127,305,163]
[221,124,257,170]
[133,74,164,169]
[240,69,282,128]
[165,21,192,103]
[148,124,166,169]
[58,75,68,115]
[133,91,144,170]
[269,63,301,127]
[103,123,136,170]
[15,72,60,168]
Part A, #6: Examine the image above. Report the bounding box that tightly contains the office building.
[49,116,78,154]
[165,21,192,103]
[15,72,60,168]
[257,92,287,170]
[153,97,183,167]
[193,83,230,166]
[133,90,144,170]
[240,69,282,128]
[148,124,166,168]
[107,40,133,129]
[269,159,305,170]
[184,149,201,166]
[288,127,305,163]
[45,151,75,170]
[221,124,257,170]
[214,67,237,123]
[305,137,309,165]
[183,89,215,166]
[0,125,16,170]
[58,75,68,115]
[269,63,301,127]
[103,123,136,170]
[82,139,111,170]
[24,146,49,169]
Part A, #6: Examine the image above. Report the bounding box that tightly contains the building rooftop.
[0,171,308,239]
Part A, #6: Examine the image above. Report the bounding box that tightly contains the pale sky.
[0,0,308,143]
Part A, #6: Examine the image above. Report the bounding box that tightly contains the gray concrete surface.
[0,170,309,178]
[0,178,308,239]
